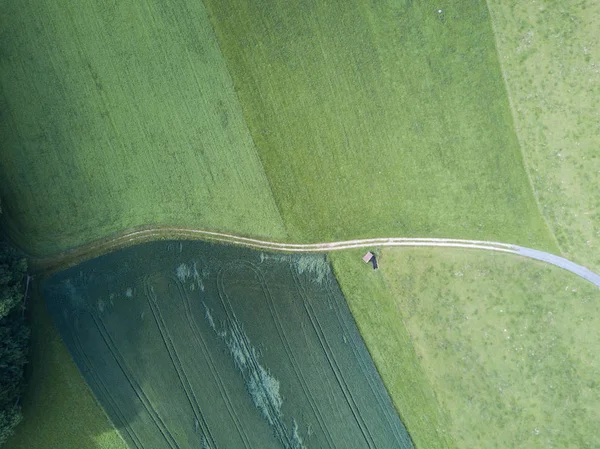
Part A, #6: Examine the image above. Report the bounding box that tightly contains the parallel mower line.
[242,262,337,449]
[173,276,254,449]
[291,268,378,449]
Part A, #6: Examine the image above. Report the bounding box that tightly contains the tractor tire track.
[170,275,253,449]
[216,266,294,448]
[90,312,180,449]
[237,260,337,449]
[144,277,218,449]
[291,268,379,449]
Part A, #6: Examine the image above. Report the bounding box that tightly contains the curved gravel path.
[515,247,600,287]
[32,227,600,289]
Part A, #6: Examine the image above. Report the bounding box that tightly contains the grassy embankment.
[377,248,600,449]
[487,0,600,272]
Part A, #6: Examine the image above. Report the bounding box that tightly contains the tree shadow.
[5,281,128,449]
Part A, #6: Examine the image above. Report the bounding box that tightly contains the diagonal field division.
[43,240,413,449]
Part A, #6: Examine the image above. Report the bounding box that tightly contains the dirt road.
[28,226,600,288]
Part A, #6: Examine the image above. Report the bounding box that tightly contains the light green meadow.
[378,248,600,449]
[487,0,600,271]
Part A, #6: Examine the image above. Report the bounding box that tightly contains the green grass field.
[6,283,127,449]
[0,0,286,256]
[1,0,558,255]
[204,0,555,249]
[487,0,600,271]
[2,0,598,448]
[377,248,600,449]
[42,241,412,449]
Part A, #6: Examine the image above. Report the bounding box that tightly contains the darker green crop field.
[43,240,412,449]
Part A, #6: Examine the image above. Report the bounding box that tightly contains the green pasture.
[42,241,412,449]
[5,283,127,449]
[376,247,600,449]
[0,0,285,256]
[487,0,600,271]
[204,0,555,250]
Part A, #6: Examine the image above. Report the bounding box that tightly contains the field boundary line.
[324,279,410,447]
[69,328,144,449]
[199,0,290,240]
[291,268,379,449]
[485,0,563,255]
[91,313,181,449]
[29,225,600,288]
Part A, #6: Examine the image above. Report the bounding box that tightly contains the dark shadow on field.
[43,240,414,449]
[5,281,127,449]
